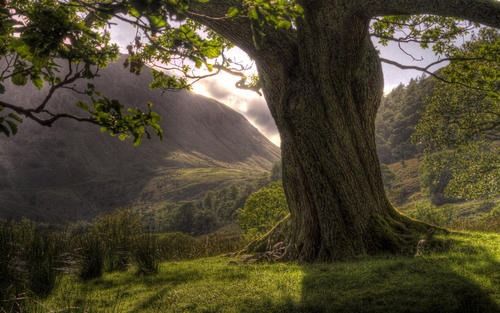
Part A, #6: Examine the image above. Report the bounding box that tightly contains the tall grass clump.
[77,231,105,280]
[25,230,58,296]
[0,221,22,312]
[133,233,159,275]
[94,209,142,272]
[0,220,62,312]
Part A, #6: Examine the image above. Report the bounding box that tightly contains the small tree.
[238,182,288,241]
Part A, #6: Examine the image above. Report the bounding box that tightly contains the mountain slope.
[0,59,280,222]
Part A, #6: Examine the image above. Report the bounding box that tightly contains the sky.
[109,20,447,146]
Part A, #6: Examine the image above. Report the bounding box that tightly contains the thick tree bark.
[187,0,500,261]
[252,1,432,261]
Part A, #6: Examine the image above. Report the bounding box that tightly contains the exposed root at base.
[234,213,450,263]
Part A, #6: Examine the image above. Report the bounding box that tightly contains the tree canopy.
[1,0,499,143]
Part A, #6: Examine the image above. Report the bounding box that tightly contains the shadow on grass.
[87,268,204,291]
[75,234,499,313]
[241,236,500,313]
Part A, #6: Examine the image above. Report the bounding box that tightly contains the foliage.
[410,201,454,227]
[404,199,500,232]
[163,179,267,235]
[413,30,499,202]
[372,15,478,55]
[0,0,162,143]
[441,28,500,98]
[156,232,200,260]
[375,76,435,164]
[238,181,288,240]
[419,143,499,202]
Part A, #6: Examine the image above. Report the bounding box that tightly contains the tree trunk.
[254,2,432,261]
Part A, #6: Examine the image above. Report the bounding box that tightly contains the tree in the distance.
[414,29,499,202]
[1,0,499,261]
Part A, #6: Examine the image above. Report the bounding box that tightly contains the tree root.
[234,215,291,263]
[233,212,450,263]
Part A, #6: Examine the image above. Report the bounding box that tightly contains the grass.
[401,198,500,232]
[32,232,500,313]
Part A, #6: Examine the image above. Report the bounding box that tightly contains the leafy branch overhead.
[0,0,499,143]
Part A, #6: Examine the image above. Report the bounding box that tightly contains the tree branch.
[0,99,96,127]
[186,0,297,60]
[379,57,495,92]
[365,0,500,28]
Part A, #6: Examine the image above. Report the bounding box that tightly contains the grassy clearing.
[33,232,499,313]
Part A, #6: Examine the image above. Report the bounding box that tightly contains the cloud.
[192,71,281,145]
[108,19,450,146]
[245,98,278,139]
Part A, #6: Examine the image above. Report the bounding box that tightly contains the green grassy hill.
[33,232,500,313]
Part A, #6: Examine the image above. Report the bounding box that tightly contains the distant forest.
[376,75,435,164]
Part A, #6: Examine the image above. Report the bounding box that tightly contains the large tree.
[1,0,499,261]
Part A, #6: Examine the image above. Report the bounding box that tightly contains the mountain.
[0,58,280,222]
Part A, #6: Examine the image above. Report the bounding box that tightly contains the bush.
[410,201,453,227]
[157,232,200,260]
[238,182,289,241]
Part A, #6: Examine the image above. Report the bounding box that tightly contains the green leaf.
[6,120,18,135]
[7,113,22,123]
[0,83,5,94]
[227,7,240,18]
[129,7,141,18]
[32,76,44,89]
[0,124,10,137]
[148,15,167,29]
[12,72,28,86]
[248,7,259,20]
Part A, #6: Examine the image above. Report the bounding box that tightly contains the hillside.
[0,58,280,222]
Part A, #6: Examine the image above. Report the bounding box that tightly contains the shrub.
[157,232,200,260]
[410,201,453,227]
[238,182,289,241]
